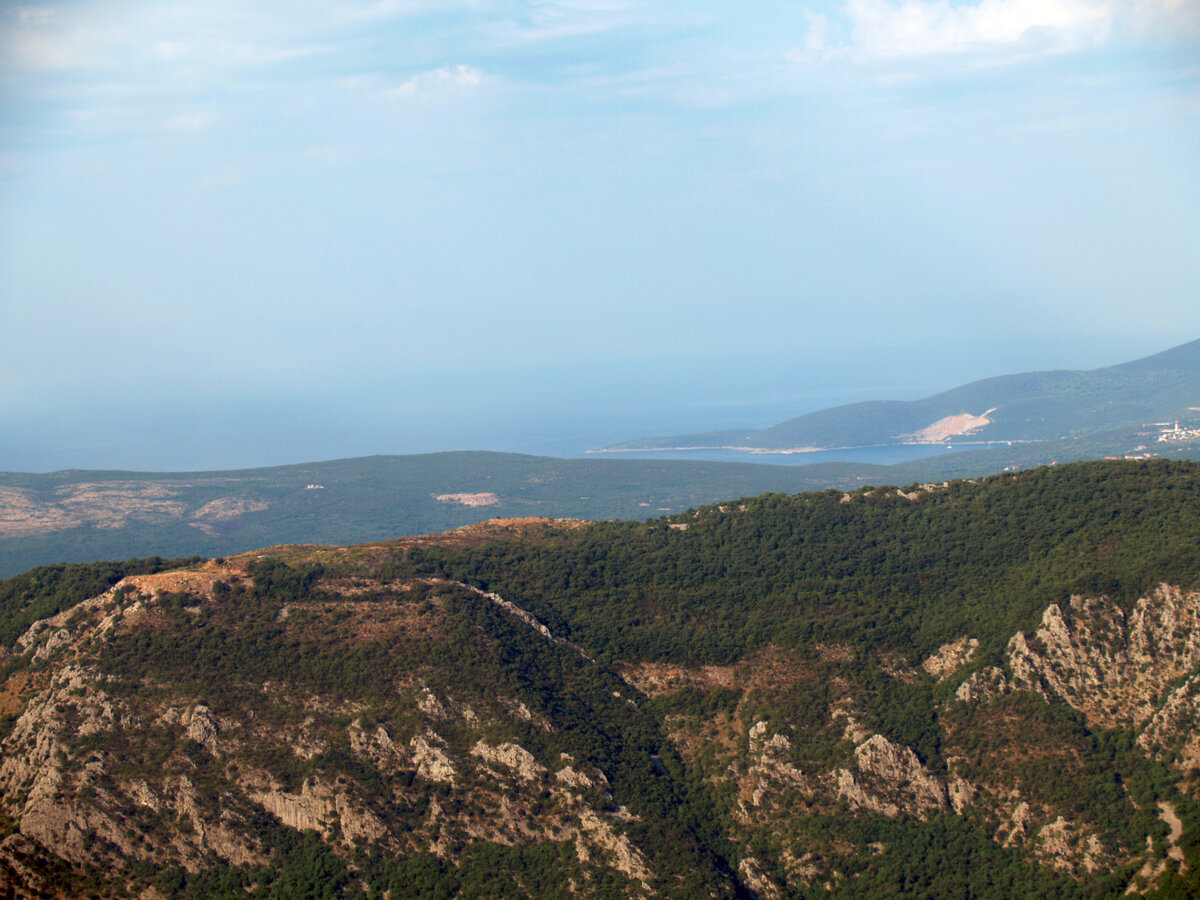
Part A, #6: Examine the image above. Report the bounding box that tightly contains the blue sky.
[2,0,1199,470]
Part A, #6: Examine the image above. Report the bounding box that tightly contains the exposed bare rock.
[249,784,330,837]
[127,779,159,811]
[829,700,871,744]
[417,686,448,719]
[1122,800,1189,897]
[251,778,386,847]
[991,796,1114,878]
[184,705,220,755]
[835,735,947,820]
[16,591,116,657]
[410,730,457,784]
[0,569,724,897]
[442,580,592,660]
[947,774,976,815]
[119,570,224,602]
[555,767,589,790]
[574,807,655,886]
[996,800,1036,849]
[0,832,70,897]
[348,720,405,770]
[922,637,979,680]
[161,775,265,869]
[1034,816,1110,875]
[741,721,812,811]
[1120,798,1192,896]
[479,589,555,641]
[955,666,1009,703]
[201,821,267,870]
[738,856,782,900]
[1007,587,1200,729]
[7,511,1200,898]
[1137,673,1200,769]
[780,848,828,888]
[471,740,547,782]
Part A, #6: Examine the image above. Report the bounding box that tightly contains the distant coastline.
[587,439,1033,456]
[587,445,824,455]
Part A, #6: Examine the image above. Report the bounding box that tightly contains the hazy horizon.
[0,332,1181,473]
[3,1,1199,473]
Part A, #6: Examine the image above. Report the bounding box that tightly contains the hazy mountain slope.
[0,453,895,578]
[8,436,1200,581]
[604,337,1200,451]
[2,460,1199,898]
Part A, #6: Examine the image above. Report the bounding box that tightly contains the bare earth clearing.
[0,483,269,538]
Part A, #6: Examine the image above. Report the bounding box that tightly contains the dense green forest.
[0,452,894,577]
[390,460,1200,665]
[6,436,1200,580]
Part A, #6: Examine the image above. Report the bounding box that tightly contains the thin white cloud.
[792,0,1199,67]
[802,10,834,54]
[505,0,634,42]
[341,0,490,21]
[351,0,410,17]
[148,35,331,69]
[824,0,1114,61]
[387,64,487,99]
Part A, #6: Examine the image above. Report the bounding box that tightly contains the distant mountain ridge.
[601,337,1200,452]
[5,340,1200,578]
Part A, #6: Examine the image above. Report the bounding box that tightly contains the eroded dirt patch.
[191,498,271,535]
[621,662,739,697]
[0,672,29,716]
[0,487,83,536]
[434,492,502,507]
[56,483,186,528]
[0,482,271,538]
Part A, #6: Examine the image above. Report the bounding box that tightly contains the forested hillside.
[0,452,893,577]
[1,460,1198,898]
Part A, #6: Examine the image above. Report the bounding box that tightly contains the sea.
[581,444,1003,467]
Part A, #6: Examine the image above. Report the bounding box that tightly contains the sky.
[2,0,1199,471]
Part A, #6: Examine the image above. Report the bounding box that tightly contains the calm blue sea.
[580,444,1004,467]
